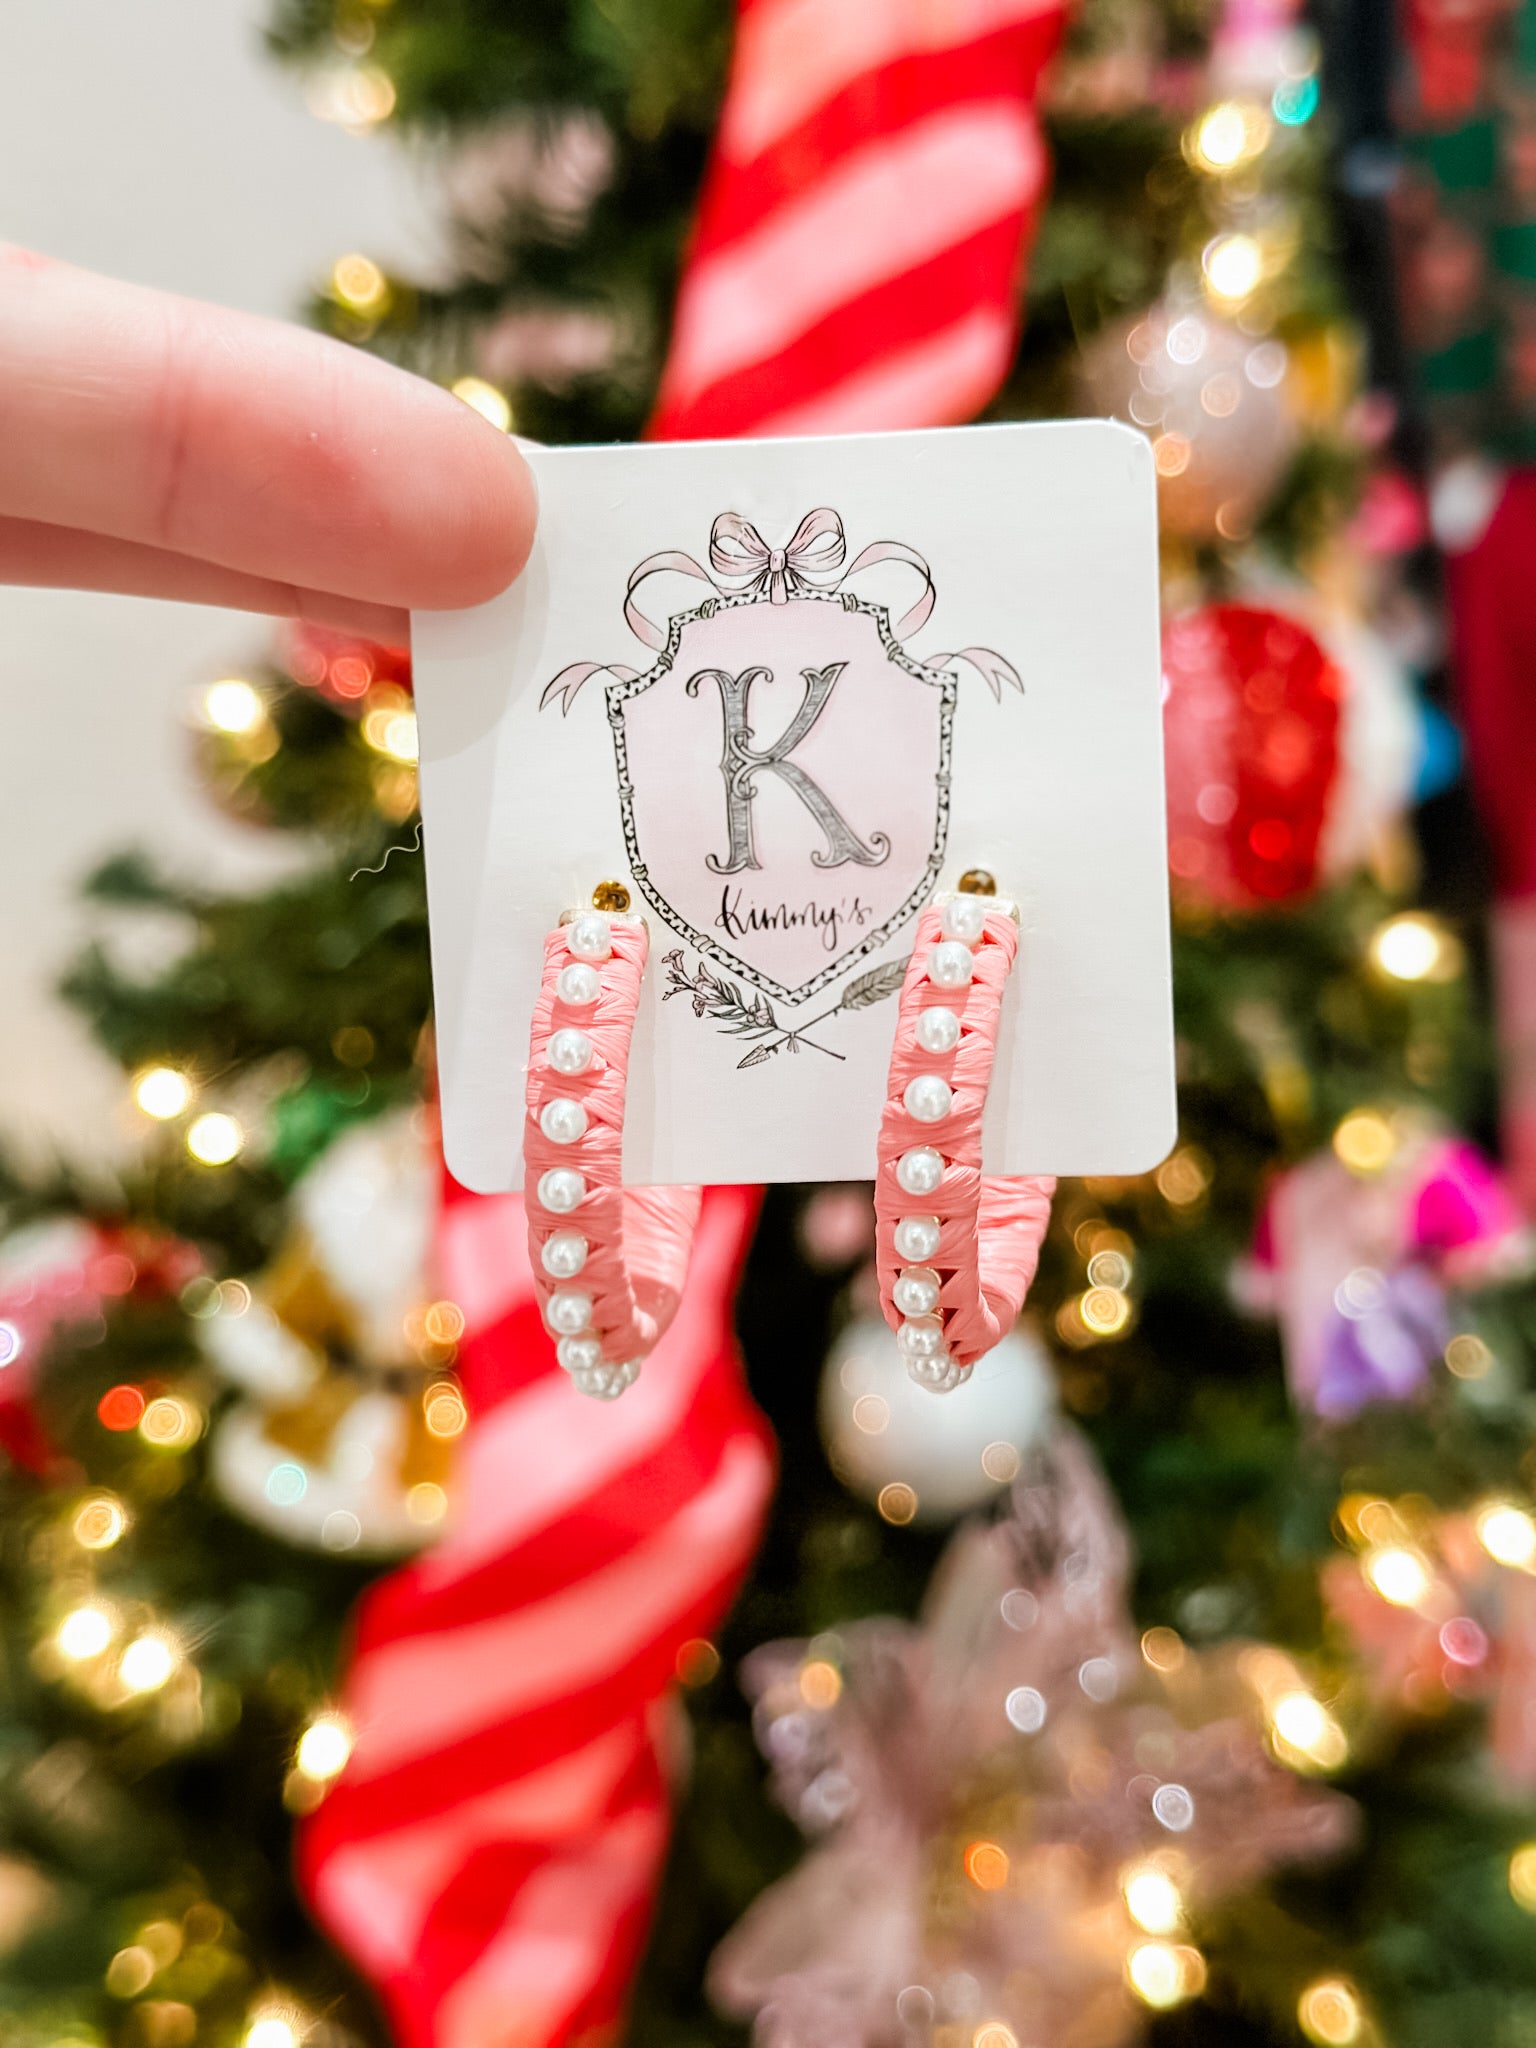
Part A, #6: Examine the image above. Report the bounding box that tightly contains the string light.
[202,679,266,735]
[57,1605,113,1661]
[1509,1844,1536,1910]
[424,1383,468,1438]
[1203,233,1264,304]
[1087,1248,1132,1289]
[139,1396,203,1451]
[295,1713,353,1783]
[307,62,396,130]
[1298,1978,1363,2044]
[971,2027,1018,2048]
[244,2015,301,2048]
[450,376,513,432]
[675,1638,720,1687]
[1476,1501,1536,1569]
[97,1384,146,1432]
[877,1482,919,1525]
[1269,1688,1348,1769]
[424,1300,466,1345]
[361,704,419,763]
[1156,1146,1211,1207]
[1370,913,1443,982]
[186,1113,244,1166]
[105,1946,157,1997]
[1332,1110,1397,1175]
[119,1633,177,1695]
[1446,1332,1493,1379]
[964,1840,1010,1890]
[330,253,390,316]
[406,1482,448,1525]
[265,1464,307,1508]
[1363,1546,1432,1608]
[1141,1626,1187,1673]
[799,1660,842,1709]
[1079,1286,1132,1336]
[134,1066,193,1120]
[1126,1941,1205,2008]
[1273,75,1320,125]
[73,1493,128,1549]
[980,1440,1020,1482]
[1122,1863,1184,1933]
[1188,100,1270,172]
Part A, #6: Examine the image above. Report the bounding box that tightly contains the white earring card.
[411,420,1175,1193]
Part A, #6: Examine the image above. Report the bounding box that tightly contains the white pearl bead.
[545,1290,593,1336]
[547,1028,594,1076]
[903,1074,952,1123]
[928,940,975,989]
[941,895,988,945]
[557,1332,603,1374]
[908,1351,963,1392]
[567,913,613,963]
[897,1313,947,1361]
[893,1266,941,1317]
[540,1097,588,1145]
[915,1006,961,1054]
[570,1358,639,1400]
[896,1146,944,1196]
[556,961,601,1007]
[893,1215,941,1261]
[537,1167,586,1213]
[541,1230,589,1279]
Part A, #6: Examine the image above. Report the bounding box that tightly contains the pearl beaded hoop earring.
[525,891,701,1399]
[874,877,1056,1391]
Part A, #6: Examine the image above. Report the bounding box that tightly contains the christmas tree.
[6,2,1536,2046]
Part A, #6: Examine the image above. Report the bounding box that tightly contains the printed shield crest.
[611,590,954,1004]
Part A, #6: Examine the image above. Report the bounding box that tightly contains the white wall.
[0,0,426,1166]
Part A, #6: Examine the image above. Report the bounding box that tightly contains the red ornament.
[1163,604,1344,907]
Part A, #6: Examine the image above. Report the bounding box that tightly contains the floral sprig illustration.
[662,949,908,1069]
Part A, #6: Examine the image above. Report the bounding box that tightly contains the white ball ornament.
[915,1006,961,1054]
[1078,299,1298,543]
[819,1316,1055,1523]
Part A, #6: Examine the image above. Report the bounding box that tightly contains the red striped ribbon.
[651,0,1068,440]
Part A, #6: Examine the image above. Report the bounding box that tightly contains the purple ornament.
[1313,1263,1449,1418]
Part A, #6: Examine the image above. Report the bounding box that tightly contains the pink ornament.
[1253,1122,1529,1416]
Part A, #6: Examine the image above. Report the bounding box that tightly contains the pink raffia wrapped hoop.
[874,896,1057,1391]
[525,909,701,1400]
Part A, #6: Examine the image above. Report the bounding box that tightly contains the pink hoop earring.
[525,897,700,1399]
[874,884,1056,1391]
